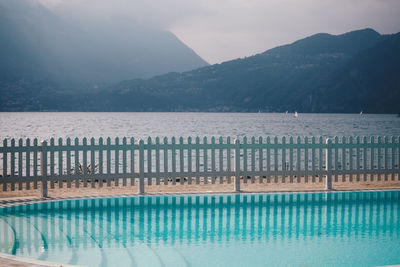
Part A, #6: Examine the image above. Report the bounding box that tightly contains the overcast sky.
[39,0,400,64]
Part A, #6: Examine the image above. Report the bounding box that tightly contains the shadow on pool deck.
[1,175,399,206]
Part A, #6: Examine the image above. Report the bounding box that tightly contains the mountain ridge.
[0,0,209,83]
[98,28,397,113]
[1,28,399,113]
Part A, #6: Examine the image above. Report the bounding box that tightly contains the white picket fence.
[0,136,399,197]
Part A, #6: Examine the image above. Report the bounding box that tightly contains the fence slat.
[41,140,48,197]
[210,136,215,184]
[363,137,368,182]
[356,136,361,182]
[164,137,168,185]
[3,139,7,191]
[26,138,31,190]
[74,138,80,188]
[203,137,208,184]
[58,138,63,188]
[148,137,152,186]
[258,137,263,184]
[349,137,354,182]
[91,138,96,188]
[397,136,400,181]
[267,137,271,183]
[289,137,293,183]
[33,138,38,189]
[334,136,338,183]
[242,137,247,183]
[115,137,119,186]
[130,137,135,186]
[172,137,177,185]
[156,137,161,185]
[138,139,144,194]
[227,137,232,184]
[99,137,104,187]
[396,136,400,181]
[195,137,200,185]
[180,137,185,185]
[326,138,332,190]
[50,138,55,189]
[319,137,323,183]
[234,139,240,192]
[122,137,127,186]
[378,136,382,181]
[304,136,308,183]
[83,137,88,187]
[341,137,346,182]
[273,136,279,183]
[296,137,301,183]
[66,138,71,188]
[251,136,256,183]
[106,137,111,187]
[311,137,316,183]
[370,136,375,182]
[391,136,395,181]
[219,137,223,184]
[282,137,286,183]
[18,139,23,190]
[385,136,389,181]
[10,139,15,191]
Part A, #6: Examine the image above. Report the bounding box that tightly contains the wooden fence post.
[234,138,241,192]
[325,138,332,190]
[41,140,48,198]
[138,139,145,194]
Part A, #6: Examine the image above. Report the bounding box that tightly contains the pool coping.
[0,252,83,267]
[1,188,400,267]
[1,187,400,208]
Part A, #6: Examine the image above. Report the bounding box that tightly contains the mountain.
[314,33,400,113]
[0,0,208,83]
[93,28,398,113]
[1,28,399,113]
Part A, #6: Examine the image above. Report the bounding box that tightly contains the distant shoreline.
[1,111,399,115]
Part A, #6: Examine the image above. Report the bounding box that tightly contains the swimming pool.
[0,191,399,267]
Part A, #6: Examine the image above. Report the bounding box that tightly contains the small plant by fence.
[0,136,399,197]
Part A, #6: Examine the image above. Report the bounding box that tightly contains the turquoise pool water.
[0,191,399,267]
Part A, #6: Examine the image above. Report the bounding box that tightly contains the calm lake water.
[0,112,399,141]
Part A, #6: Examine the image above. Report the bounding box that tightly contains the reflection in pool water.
[0,191,399,267]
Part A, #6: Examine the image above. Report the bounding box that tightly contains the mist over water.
[0,112,399,141]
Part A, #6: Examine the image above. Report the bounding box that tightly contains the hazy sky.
[39,0,400,64]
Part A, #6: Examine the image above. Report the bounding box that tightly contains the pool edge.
[1,187,400,208]
[0,252,83,267]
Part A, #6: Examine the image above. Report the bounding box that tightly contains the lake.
[0,112,399,141]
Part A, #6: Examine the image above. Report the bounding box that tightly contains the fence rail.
[0,136,399,197]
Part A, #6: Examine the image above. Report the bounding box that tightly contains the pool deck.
[1,178,400,266]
